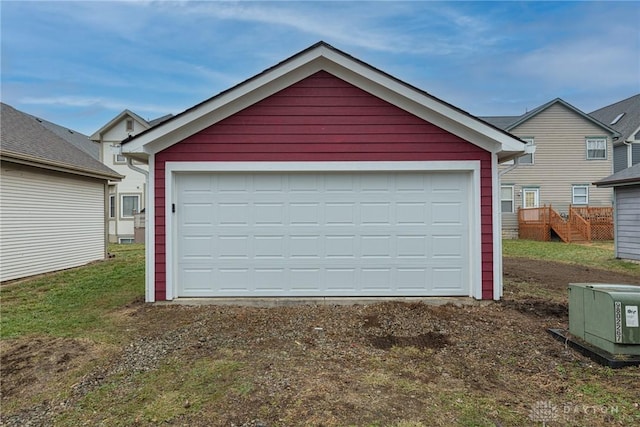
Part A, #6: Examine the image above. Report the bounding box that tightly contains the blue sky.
[1,1,639,136]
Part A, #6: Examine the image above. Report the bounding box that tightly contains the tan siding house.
[484,99,619,237]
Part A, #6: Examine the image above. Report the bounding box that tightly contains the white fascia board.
[124,49,328,156]
[321,49,524,154]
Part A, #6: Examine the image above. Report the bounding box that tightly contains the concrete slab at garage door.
[175,170,471,297]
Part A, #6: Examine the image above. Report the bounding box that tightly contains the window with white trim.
[586,137,606,160]
[114,154,126,164]
[121,194,140,219]
[126,118,134,132]
[518,137,534,164]
[119,237,135,244]
[572,185,589,205]
[501,185,514,213]
[109,195,116,218]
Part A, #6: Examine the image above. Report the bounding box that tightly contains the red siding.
[154,71,494,301]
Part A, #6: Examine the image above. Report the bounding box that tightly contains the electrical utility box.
[569,284,640,355]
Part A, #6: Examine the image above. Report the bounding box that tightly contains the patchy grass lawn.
[1,242,639,426]
[1,244,144,343]
[503,239,640,276]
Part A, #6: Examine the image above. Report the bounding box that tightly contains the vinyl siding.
[0,163,106,281]
[154,71,495,300]
[500,103,614,233]
[615,185,640,261]
[614,144,629,173]
[633,143,640,166]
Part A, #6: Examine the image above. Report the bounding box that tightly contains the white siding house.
[0,103,121,282]
[90,110,171,243]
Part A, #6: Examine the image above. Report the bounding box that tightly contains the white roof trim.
[122,43,524,160]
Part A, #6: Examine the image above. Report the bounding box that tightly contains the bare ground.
[1,258,639,426]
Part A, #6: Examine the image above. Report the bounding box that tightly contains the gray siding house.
[483,98,619,237]
[590,94,640,173]
[595,163,640,261]
[0,103,122,282]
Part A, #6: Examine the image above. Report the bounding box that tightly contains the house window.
[114,154,126,164]
[586,137,607,159]
[501,186,514,213]
[119,237,135,244]
[572,185,589,205]
[518,138,535,164]
[121,194,140,219]
[109,195,116,218]
[126,118,134,132]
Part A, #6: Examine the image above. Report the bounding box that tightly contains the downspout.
[126,157,148,177]
[623,139,632,169]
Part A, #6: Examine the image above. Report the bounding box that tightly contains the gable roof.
[122,41,525,162]
[590,94,640,145]
[482,98,620,137]
[90,110,175,141]
[90,109,149,141]
[595,162,640,187]
[0,103,122,180]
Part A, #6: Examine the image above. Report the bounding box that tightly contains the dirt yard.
[2,257,639,426]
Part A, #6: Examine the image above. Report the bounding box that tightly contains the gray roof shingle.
[595,162,640,187]
[1,103,121,180]
[590,94,640,144]
[33,115,100,159]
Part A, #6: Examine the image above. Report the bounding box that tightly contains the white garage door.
[175,171,471,297]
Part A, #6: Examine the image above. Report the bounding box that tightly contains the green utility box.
[568,284,640,355]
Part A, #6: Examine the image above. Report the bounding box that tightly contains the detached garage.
[122,42,525,302]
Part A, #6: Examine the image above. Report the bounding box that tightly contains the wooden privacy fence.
[518,205,613,243]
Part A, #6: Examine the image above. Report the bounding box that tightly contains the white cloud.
[19,96,173,116]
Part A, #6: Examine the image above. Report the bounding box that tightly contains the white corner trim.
[145,155,156,302]
[163,160,485,300]
[491,153,503,300]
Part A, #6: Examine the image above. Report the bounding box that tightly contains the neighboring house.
[0,103,122,282]
[482,98,619,238]
[590,94,640,173]
[595,163,640,261]
[122,42,525,302]
[90,110,171,243]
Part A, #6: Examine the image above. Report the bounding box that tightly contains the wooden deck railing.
[569,207,591,242]
[549,207,569,242]
[518,206,550,241]
[571,206,613,240]
[518,205,613,243]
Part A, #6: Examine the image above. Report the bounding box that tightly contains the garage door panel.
[361,235,392,259]
[217,203,249,225]
[432,235,463,259]
[397,268,428,290]
[362,268,392,290]
[397,235,427,258]
[432,202,463,224]
[432,268,464,291]
[176,171,471,297]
